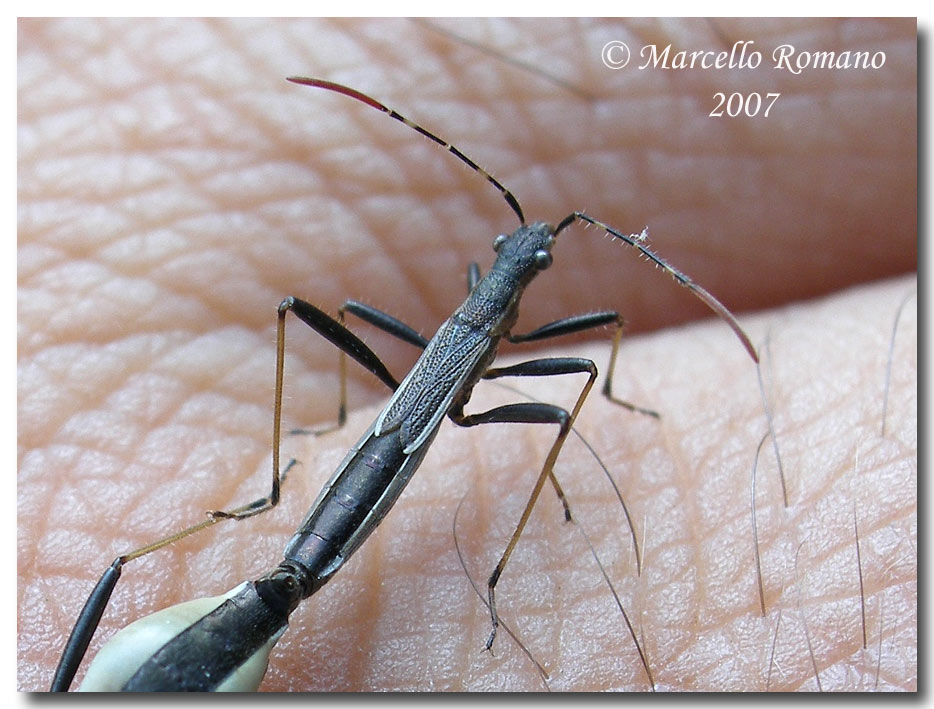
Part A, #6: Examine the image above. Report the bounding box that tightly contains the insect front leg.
[509,311,659,417]
[449,356,598,652]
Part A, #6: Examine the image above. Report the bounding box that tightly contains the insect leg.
[51,561,122,690]
[211,296,405,520]
[52,298,420,690]
[467,263,481,292]
[509,312,658,417]
[50,510,248,690]
[341,299,430,350]
[288,299,431,438]
[450,357,598,651]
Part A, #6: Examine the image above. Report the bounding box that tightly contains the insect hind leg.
[289,298,428,438]
[213,296,406,520]
[50,505,247,692]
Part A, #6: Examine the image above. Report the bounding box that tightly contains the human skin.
[18,19,915,691]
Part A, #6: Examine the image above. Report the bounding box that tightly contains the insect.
[50,77,758,691]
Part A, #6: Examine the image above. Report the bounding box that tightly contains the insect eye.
[492,234,508,252]
[534,250,553,270]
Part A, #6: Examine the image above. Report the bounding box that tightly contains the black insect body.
[51,78,756,692]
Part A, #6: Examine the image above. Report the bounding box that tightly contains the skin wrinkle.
[19,19,915,692]
[300,98,448,321]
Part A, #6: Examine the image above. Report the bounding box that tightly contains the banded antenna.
[288,77,525,225]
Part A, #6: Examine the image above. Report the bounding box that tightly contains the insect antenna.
[287,77,525,225]
[557,212,759,363]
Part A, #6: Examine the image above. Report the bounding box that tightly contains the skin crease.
[18,18,916,692]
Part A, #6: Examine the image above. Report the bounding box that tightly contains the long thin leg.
[316,280,477,435]
[213,296,407,520]
[450,356,598,651]
[292,299,429,437]
[48,459,304,693]
[51,297,414,690]
[342,299,430,349]
[472,270,635,513]
[509,311,659,417]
